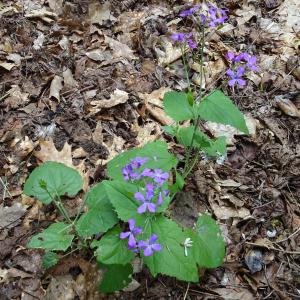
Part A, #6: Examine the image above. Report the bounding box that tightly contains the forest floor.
[0,0,299,299]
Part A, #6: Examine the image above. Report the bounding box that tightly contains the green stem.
[182,26,206,176]
[180,45,191,91]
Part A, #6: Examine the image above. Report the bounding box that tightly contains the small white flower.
[183,238,193,256]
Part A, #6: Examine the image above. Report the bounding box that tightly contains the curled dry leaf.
[0,62,15,71]
[275,95,300,118]
[138,87,173,125]
[89,89,129,113]
[49,75,63,101]
[62,68,78,89]
[34,139,89,191]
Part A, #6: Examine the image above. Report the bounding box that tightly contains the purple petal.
[143,246,153,256]
[137,203,147,214]
[226,51,235,61]
[236,66,245,77]
[234,53,244,62]
[133,226,142,235]
[147,203,157,213]
[237,79,246,86]
[134,192,145,202]
[149,234,158,243]
[128,219,135,231]
[128,234,137,248]
[226,69,235,78]
[141,168,154,178]
[138,240,148,249]
[228,79,237,87]
[151,243,162,252]
[120,231,130,239]
[157,192,163,206]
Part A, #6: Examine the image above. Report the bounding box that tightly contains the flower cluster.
[225,52,260,87]
[179,2,228,28]
[120,219,162,256]
[171,33,197,49]
[122,156,170,215]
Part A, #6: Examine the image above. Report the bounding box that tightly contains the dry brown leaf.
[133,121,162,146]
[6,53,22,65]
[96,135,125,165]
[0,62,15,71]
[62,68,78,89]
[88,0,115,26]
[145,104,173,126]
[214,287,255,300]
[89,89,129,113]
[105,36,136,60]
[208,190,251,220]
[138,87,171,108]
[155,37,182,66]
[275,95,300,117]
[49,75,63,101]
[34,139,89,191]
[25,8,57,23]
[4,85,29,109]
[205,114,258,145]
[0,203,28,229]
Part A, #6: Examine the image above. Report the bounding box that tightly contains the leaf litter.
[0,0,300,299]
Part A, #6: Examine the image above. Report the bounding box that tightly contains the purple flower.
[130,157,148,169]
[141,168,154,178]
[226,51,235,61]
[179,4,201,17]
[226,67,246,87]
[134,191,156,214]
[138,234,162,256]
[171,33,187,42]
[170,33,197,49]
[120,219,142,249]
[187,39,197,49]
[122,164,133,181]
[152,169,169,185]
[145,182,155,199]
[243,53,260,71]
[205,3,228,27]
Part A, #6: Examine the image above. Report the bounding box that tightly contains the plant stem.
[182,26,206,176]
[180,45,191,91]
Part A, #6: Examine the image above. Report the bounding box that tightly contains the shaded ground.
[0,0,299,299]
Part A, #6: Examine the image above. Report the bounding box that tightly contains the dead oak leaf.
[34,139,89,191]
[89,89,129,114]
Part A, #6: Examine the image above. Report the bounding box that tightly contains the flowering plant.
[23,1,254,294]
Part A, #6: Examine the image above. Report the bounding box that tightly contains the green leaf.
[163,91,195,121]
[27,222,74,251]
[75,182,118,237]
[92,227,135,265]
[175,171,185,190]
[203,136,227,156]
[162,125,176,136]
[103,181,145,223]
[177,126,211,149]
[143,216,199,282]
[99,264,133,293]
[191,214,225,268]
[42,251,59,269]
[107,141,177,180]
[198,90,249,134]
[24,161,83,205]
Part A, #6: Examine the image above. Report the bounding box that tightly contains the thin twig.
[183,282,190,300]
